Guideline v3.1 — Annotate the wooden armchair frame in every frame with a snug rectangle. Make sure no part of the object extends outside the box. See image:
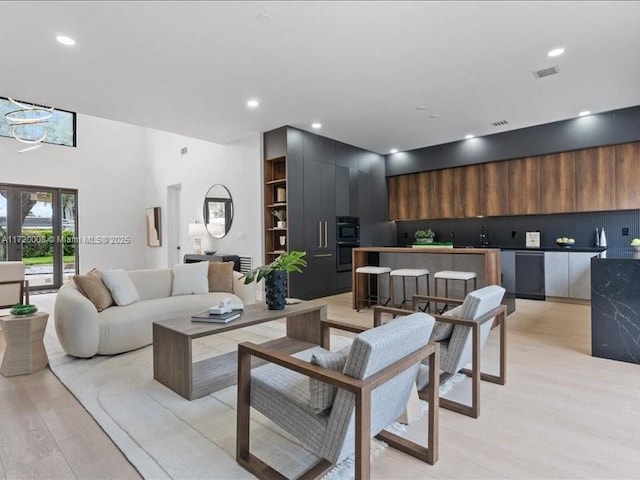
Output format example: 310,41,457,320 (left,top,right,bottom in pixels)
236,319,440,480
0,279,29,309
374,296,507,419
